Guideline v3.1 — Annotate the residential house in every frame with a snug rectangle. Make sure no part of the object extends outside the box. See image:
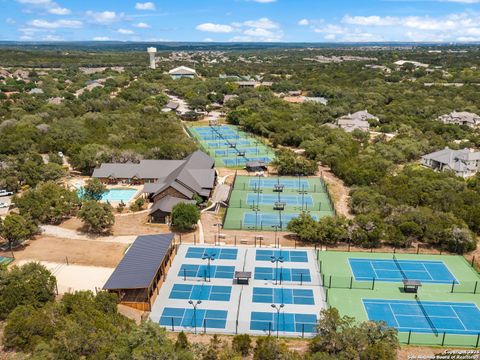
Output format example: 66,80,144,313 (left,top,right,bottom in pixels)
236,81,257,88
336,110,377,132
421,147,480,178
437,111,480,128
168,66,197,79
92,151,216,223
